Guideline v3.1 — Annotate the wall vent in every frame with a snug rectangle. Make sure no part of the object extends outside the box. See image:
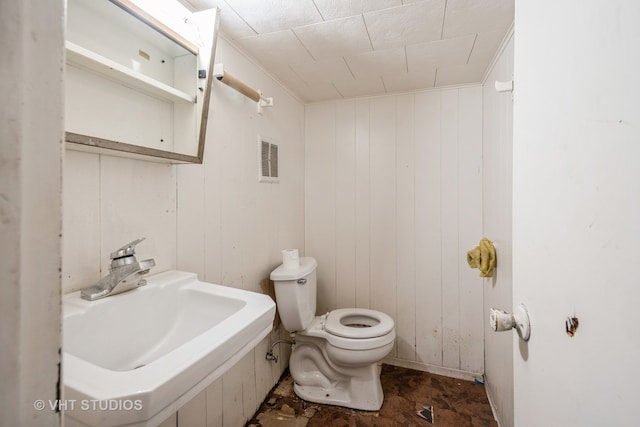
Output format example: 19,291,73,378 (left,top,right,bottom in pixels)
259,137,279,183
